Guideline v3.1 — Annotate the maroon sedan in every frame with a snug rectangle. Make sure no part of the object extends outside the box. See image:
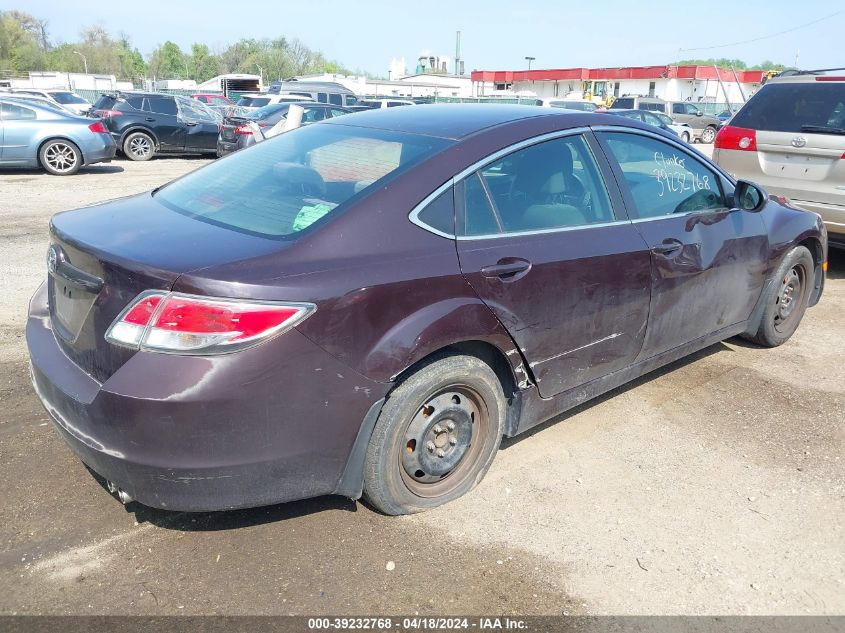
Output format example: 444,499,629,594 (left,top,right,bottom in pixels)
27,105,826,515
